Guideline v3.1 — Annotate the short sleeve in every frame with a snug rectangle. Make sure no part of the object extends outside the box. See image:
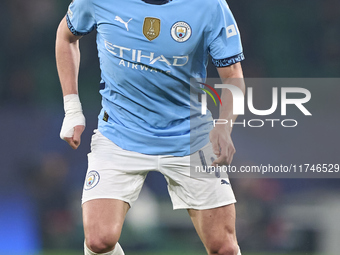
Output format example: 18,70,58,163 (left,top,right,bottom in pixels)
66,0,96,36
207,0,245,67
